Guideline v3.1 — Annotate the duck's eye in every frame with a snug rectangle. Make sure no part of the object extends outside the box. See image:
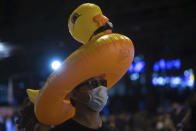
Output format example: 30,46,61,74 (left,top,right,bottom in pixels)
71,13,80,24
